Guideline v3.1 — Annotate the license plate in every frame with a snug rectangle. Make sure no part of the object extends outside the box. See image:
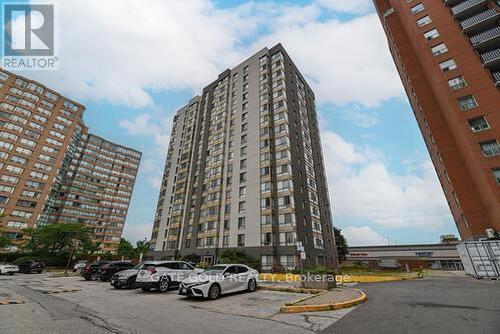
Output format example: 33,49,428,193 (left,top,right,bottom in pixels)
180,288,186,293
